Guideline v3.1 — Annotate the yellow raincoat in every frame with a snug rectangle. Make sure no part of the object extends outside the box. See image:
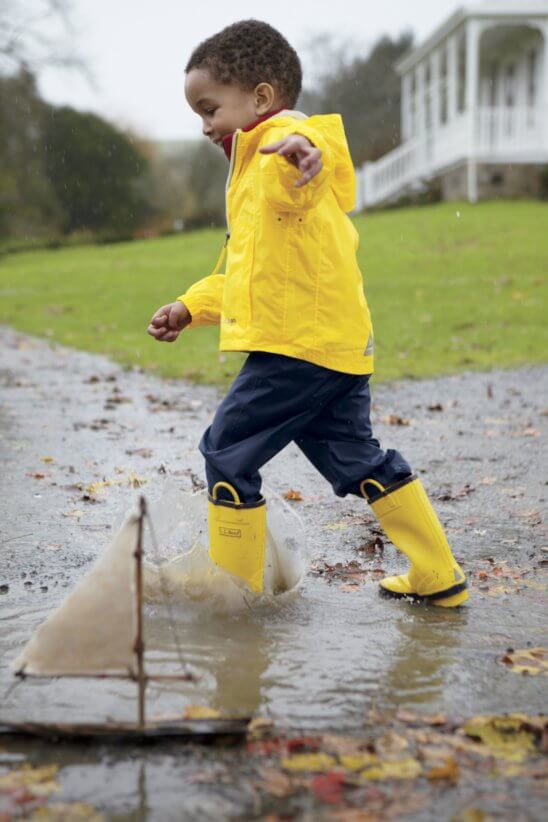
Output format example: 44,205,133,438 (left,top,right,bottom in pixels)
177,111,374,375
